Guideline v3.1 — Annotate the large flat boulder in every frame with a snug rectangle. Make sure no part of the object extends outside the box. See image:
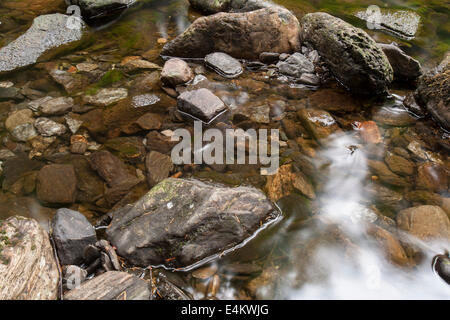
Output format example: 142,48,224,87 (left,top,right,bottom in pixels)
0,14,86,75
300,12,393,95
107,178,279,269
0,216,59,300
161,7,301,60
64,271,150,300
